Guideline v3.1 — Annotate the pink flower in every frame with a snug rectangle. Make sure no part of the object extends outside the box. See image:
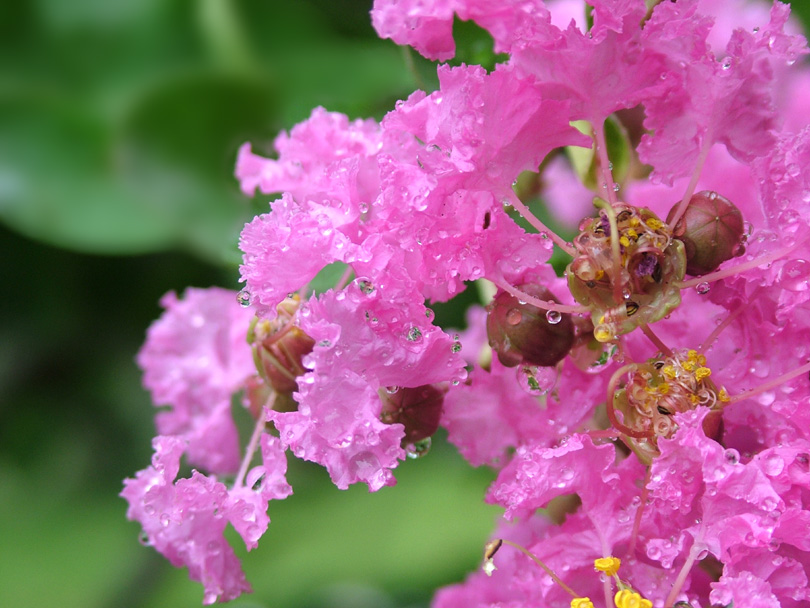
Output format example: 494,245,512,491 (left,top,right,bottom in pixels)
137,288,255,474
